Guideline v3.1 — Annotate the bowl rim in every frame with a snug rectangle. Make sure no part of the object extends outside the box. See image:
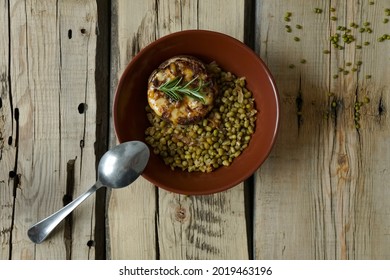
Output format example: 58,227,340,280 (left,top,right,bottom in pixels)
113,29,280,195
